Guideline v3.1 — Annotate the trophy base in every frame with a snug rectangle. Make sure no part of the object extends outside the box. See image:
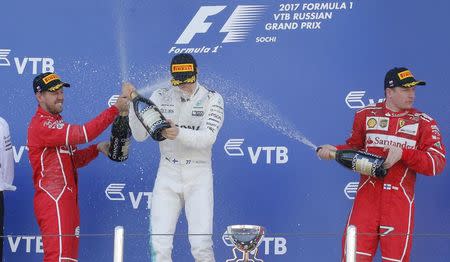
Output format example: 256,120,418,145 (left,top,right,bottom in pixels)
226,247,264,262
